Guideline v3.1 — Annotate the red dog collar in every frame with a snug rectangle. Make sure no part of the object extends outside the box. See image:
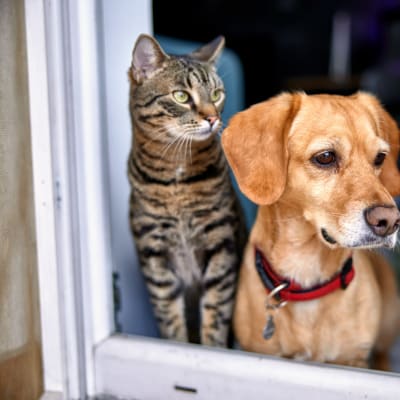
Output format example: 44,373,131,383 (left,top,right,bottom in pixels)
255,247,355,302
